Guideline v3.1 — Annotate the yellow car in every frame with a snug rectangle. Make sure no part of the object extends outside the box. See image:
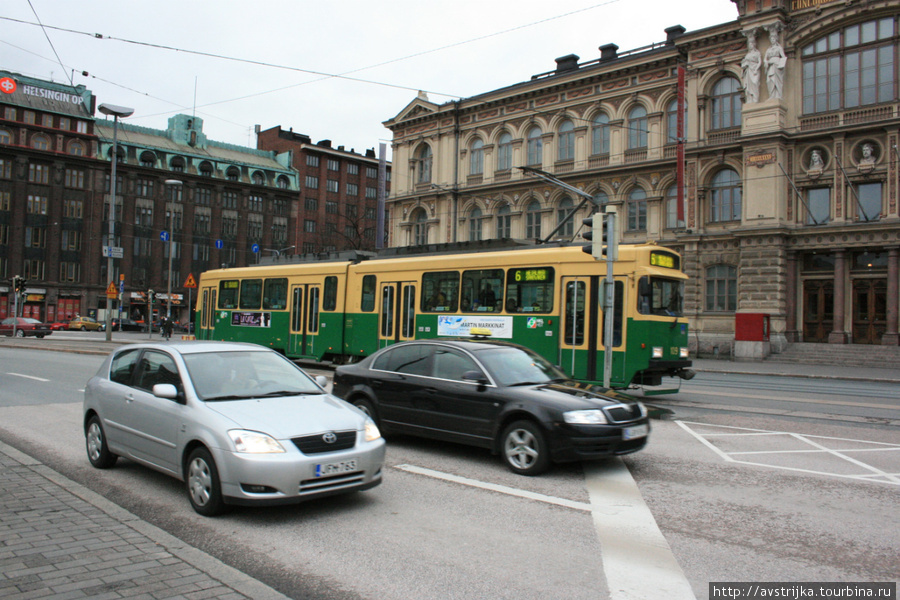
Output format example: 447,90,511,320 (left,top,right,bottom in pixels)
68,316,102,331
